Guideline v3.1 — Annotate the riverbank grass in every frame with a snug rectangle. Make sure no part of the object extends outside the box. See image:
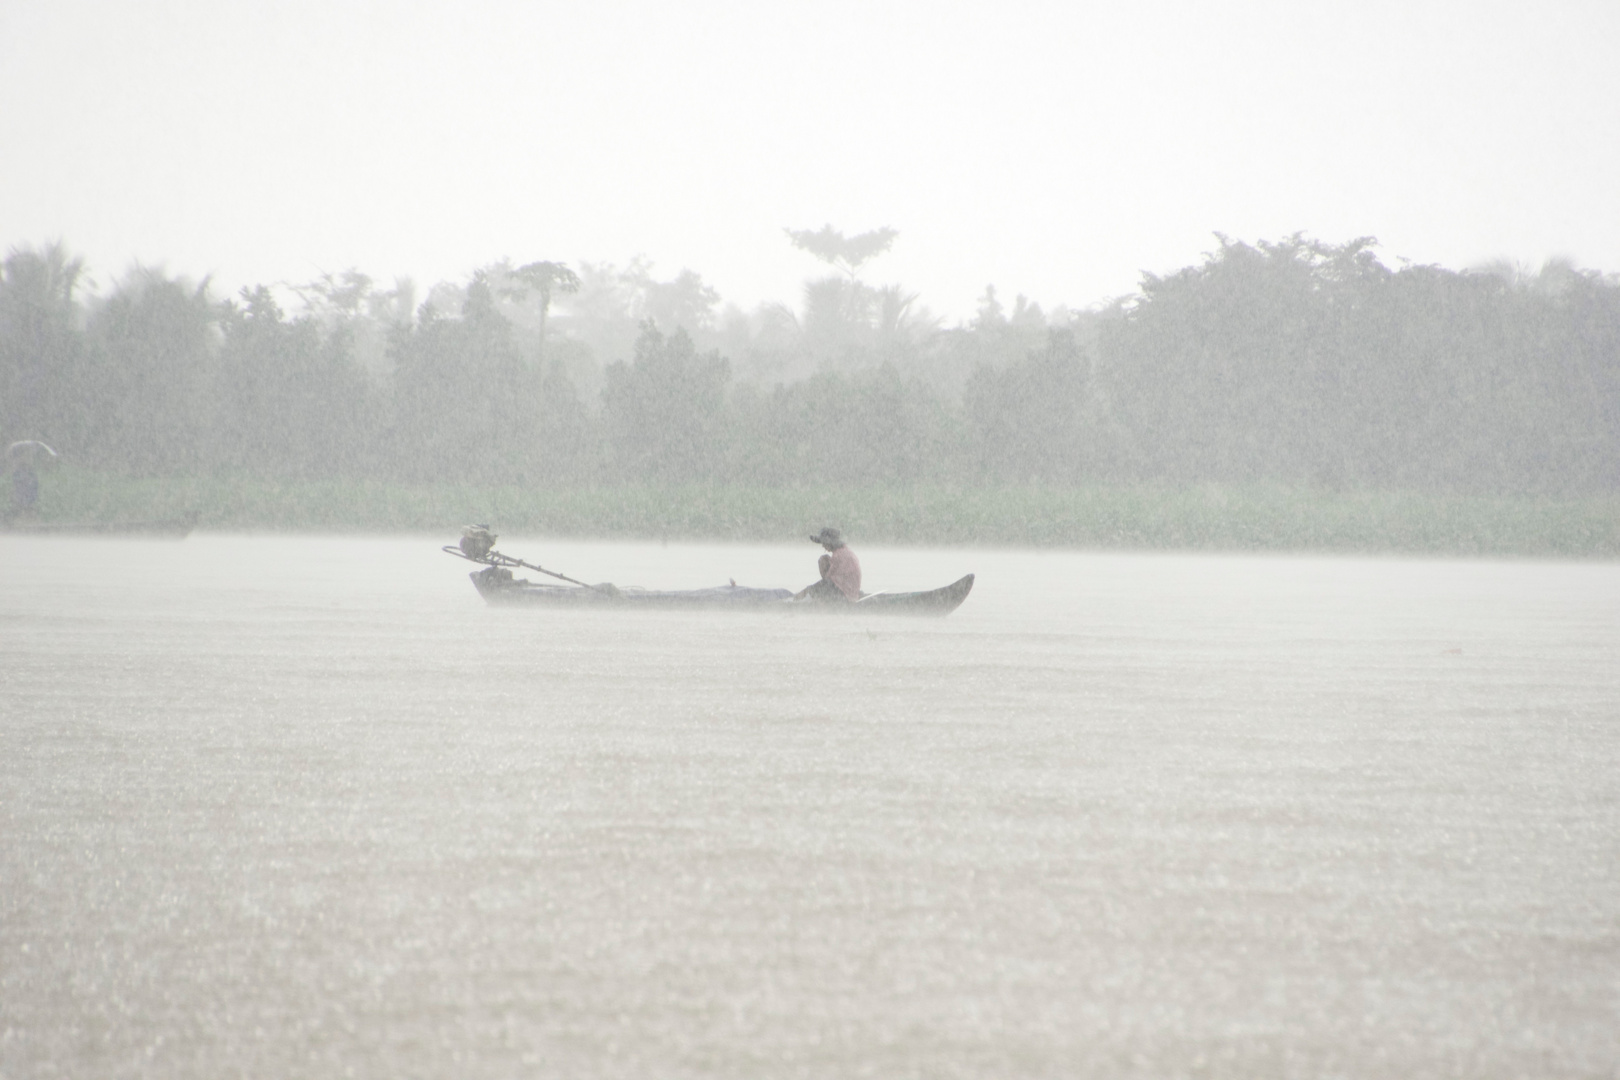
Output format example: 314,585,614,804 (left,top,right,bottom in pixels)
21,468,1619,557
